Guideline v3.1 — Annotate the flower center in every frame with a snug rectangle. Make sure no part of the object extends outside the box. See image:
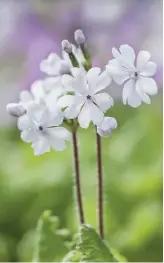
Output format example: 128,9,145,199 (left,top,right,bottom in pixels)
87,95,91,100
134,72,138,77
38,125,44,131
